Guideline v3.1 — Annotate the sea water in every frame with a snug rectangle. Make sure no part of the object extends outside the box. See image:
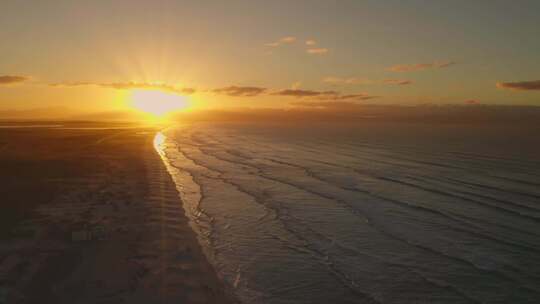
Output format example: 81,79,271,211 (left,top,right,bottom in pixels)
159,122,540,304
